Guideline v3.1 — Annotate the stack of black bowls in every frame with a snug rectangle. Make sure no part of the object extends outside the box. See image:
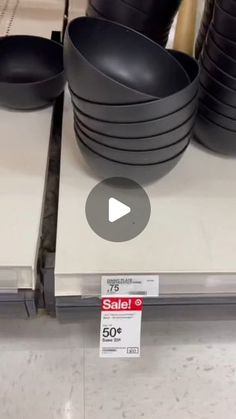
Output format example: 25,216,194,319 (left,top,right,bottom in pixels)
86,0,182,47
64,17,199,182
195,0,236,155
195,0,215,59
